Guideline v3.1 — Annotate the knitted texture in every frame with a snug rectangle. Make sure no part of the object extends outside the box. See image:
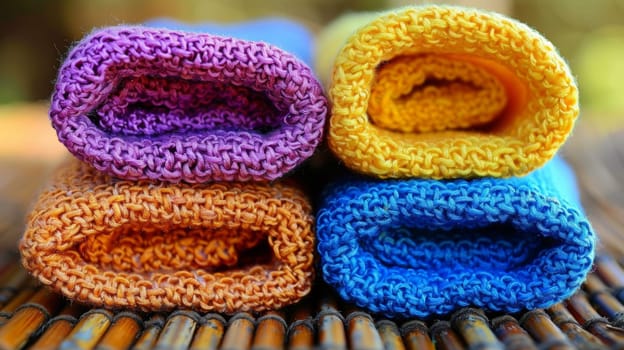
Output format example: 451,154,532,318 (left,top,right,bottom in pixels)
319,6,579,179
144,18,315,65
20,159,315,313
317,157,595,318
50,25,327,183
